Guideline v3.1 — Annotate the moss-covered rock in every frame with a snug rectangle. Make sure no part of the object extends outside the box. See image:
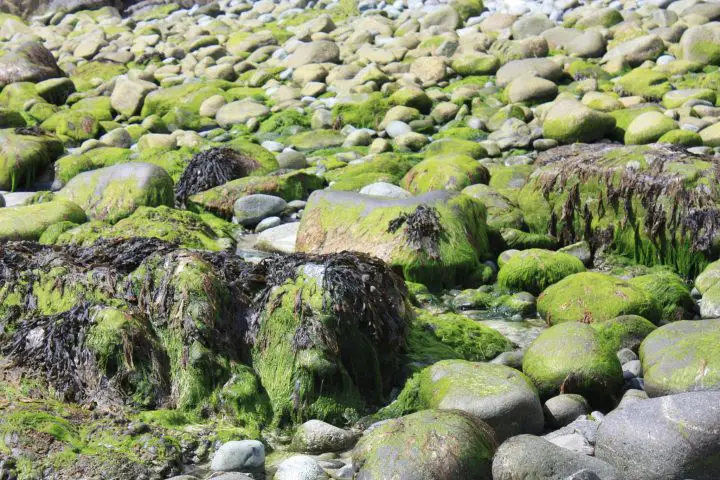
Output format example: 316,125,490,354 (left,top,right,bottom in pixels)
497,248,586,295
297,190,491,291
640,319,720,397
537,272,661,325
325,153,417,191
0,200,86,240
332,92,391,129
658,129,703,147
287,129,345,151
615,68,670,100
400,154,489,194
0,129,64,191
54,147,133,186
70,61,128,92
352,409,495,480
522,322,623,407
628,270,694,321
141,81,231,119
379,360,541,442
461,184,526,231
56,162,174,223
542,99,615,144
424,138,488,159
590,315,657,352
624,111,678,145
